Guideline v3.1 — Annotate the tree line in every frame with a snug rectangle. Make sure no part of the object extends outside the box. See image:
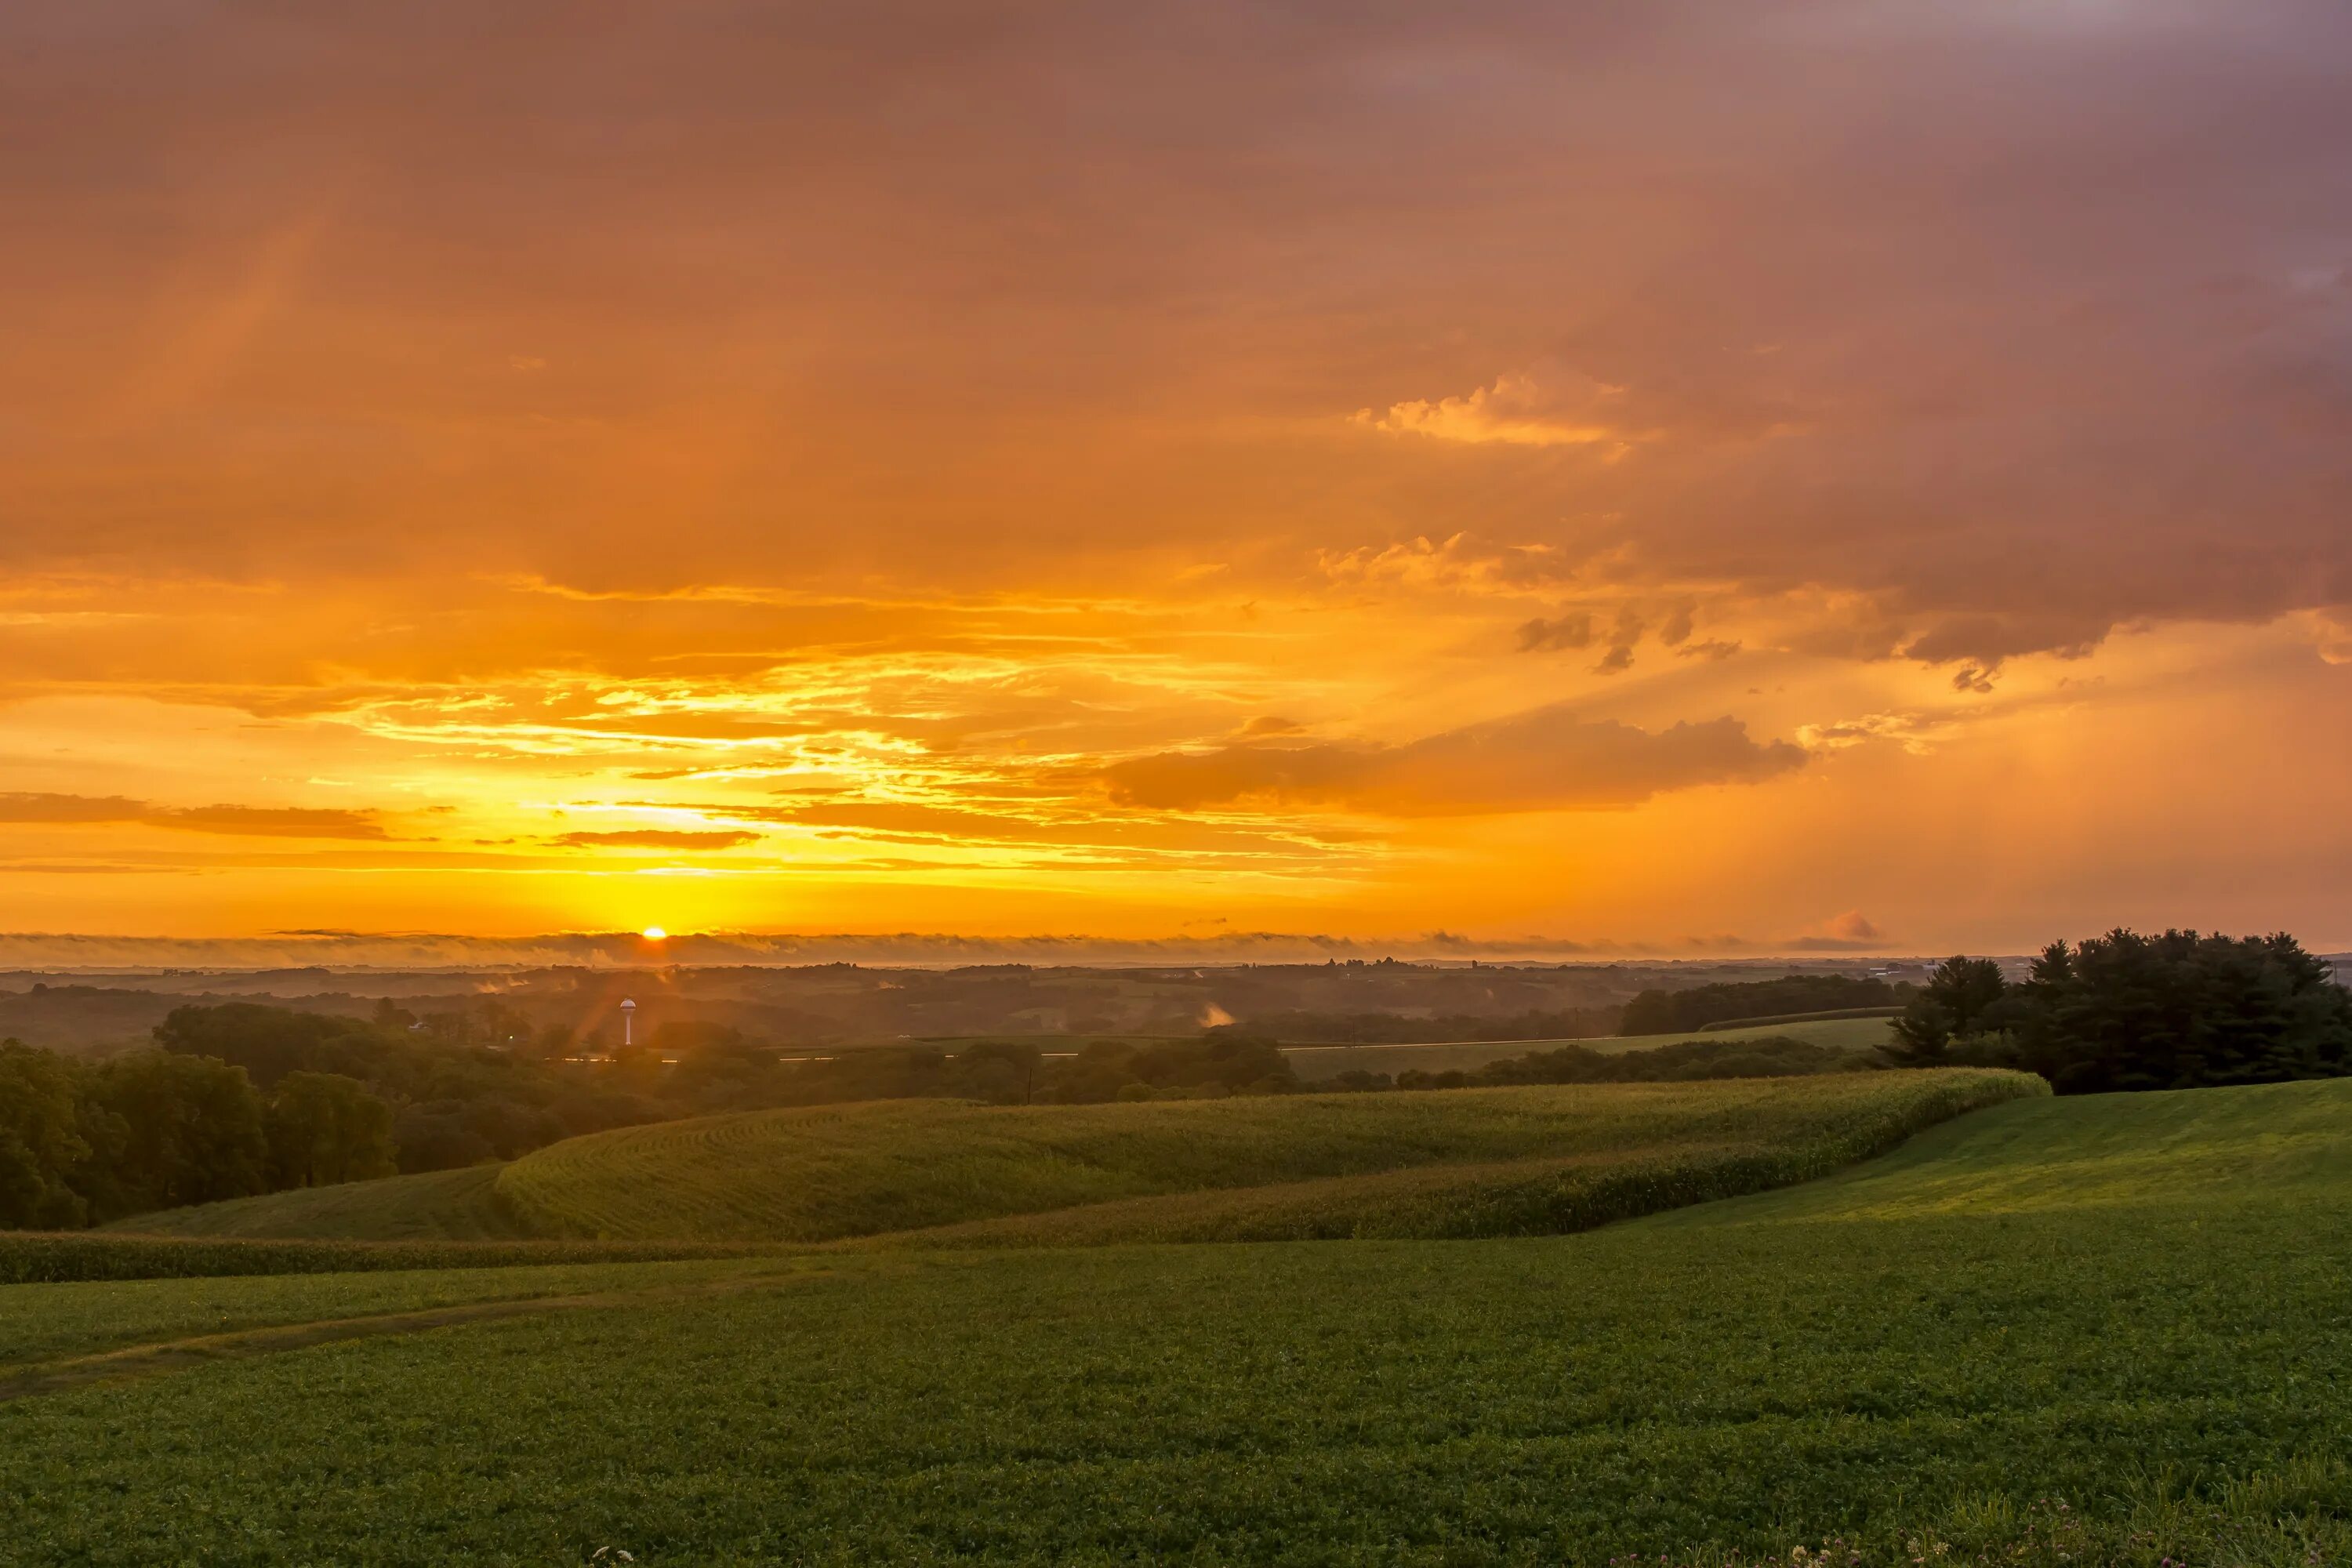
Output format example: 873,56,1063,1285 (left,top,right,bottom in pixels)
0,1045,399,1229
8,929,2341,1229
1886,930,2351,1091
0,1015,1311,1229
0,1003,680,1229
1619,974,1906,1035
